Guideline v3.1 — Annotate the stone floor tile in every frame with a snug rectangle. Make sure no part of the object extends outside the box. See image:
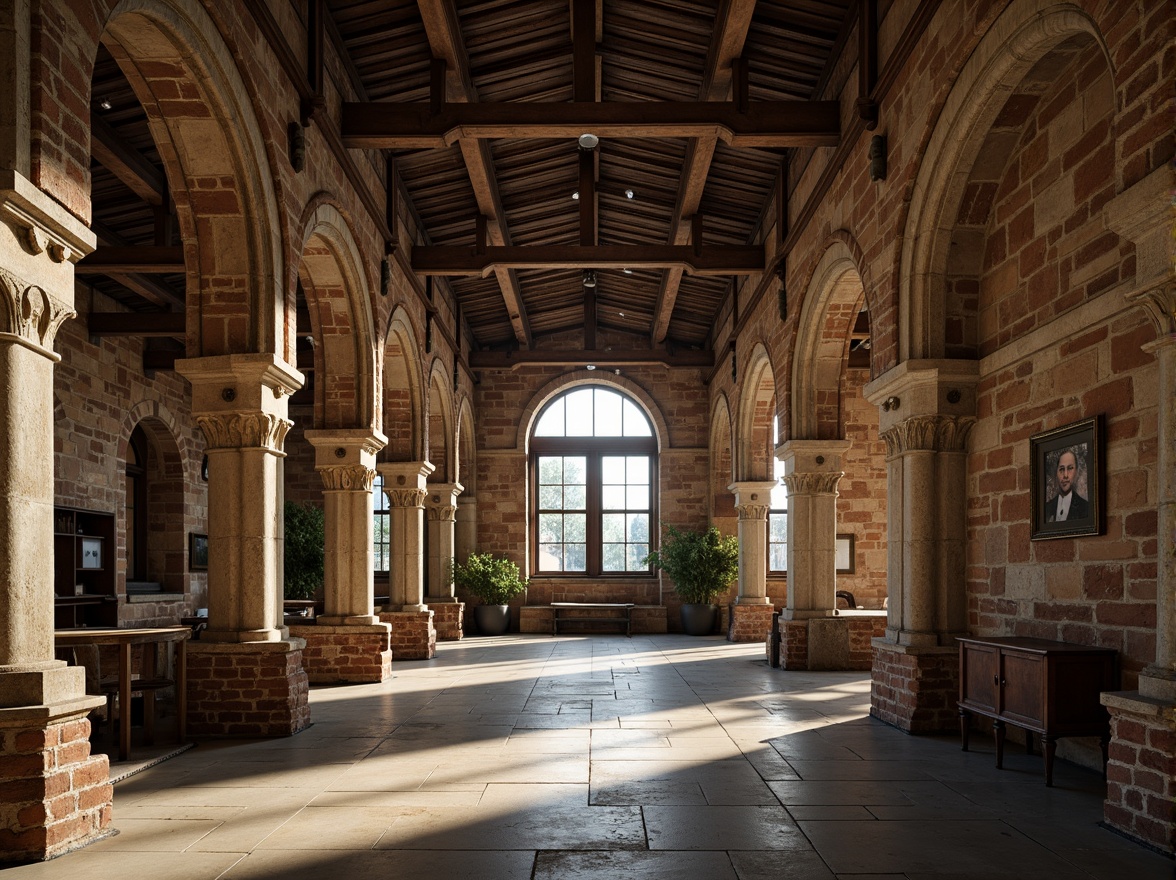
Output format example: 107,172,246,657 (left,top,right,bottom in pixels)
786,805,875,821
3,851,244,880
221,849,535,880
252,806,404,850
372,804,646,850
535,850,738,878
644,805,810,851
728,850,837,879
